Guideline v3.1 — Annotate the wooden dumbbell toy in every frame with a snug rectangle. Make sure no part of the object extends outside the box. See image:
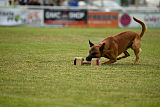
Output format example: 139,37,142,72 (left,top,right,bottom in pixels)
91,58,101,66
74,57,84,66
74,57,100,66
